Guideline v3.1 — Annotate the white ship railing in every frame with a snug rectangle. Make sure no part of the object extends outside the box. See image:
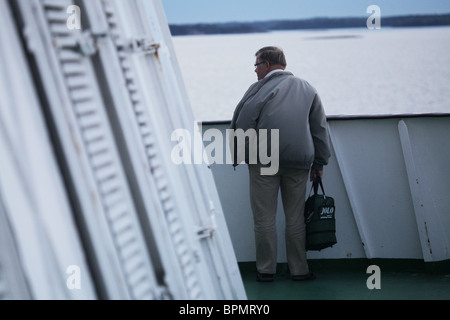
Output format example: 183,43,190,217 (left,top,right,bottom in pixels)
201,113,450,265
